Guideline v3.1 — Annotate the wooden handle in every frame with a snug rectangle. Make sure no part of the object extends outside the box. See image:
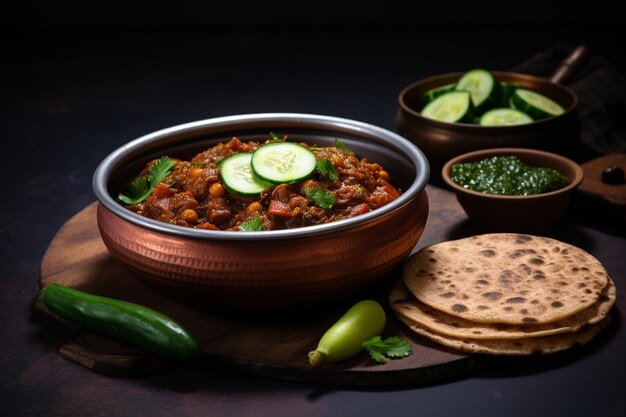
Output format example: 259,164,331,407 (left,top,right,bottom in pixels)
549,45,590,85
